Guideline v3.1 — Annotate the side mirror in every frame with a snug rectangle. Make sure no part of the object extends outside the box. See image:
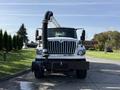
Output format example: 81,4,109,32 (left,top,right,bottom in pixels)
35,30,39,41
80,30,85,41
35,30,42,40
39,36,42,40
